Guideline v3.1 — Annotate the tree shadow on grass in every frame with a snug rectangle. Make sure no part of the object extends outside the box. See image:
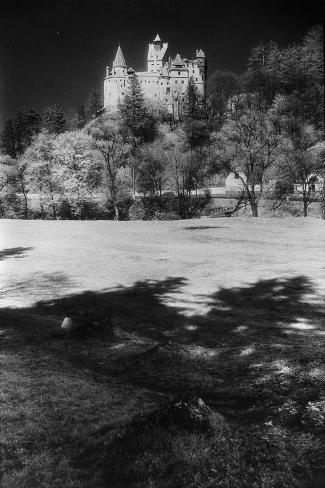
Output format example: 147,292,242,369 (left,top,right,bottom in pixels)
0,246,33,261
0,274,324,419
